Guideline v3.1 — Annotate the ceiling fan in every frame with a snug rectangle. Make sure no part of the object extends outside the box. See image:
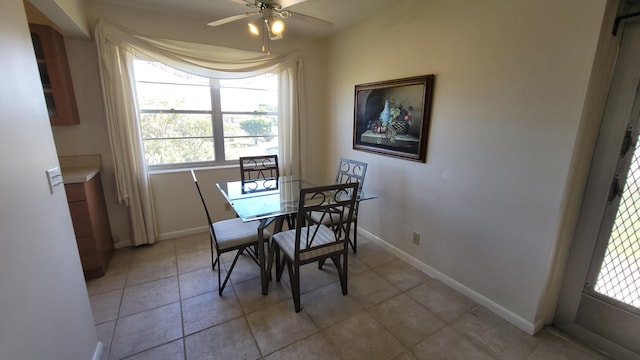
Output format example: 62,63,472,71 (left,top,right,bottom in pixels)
207,0,332,53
